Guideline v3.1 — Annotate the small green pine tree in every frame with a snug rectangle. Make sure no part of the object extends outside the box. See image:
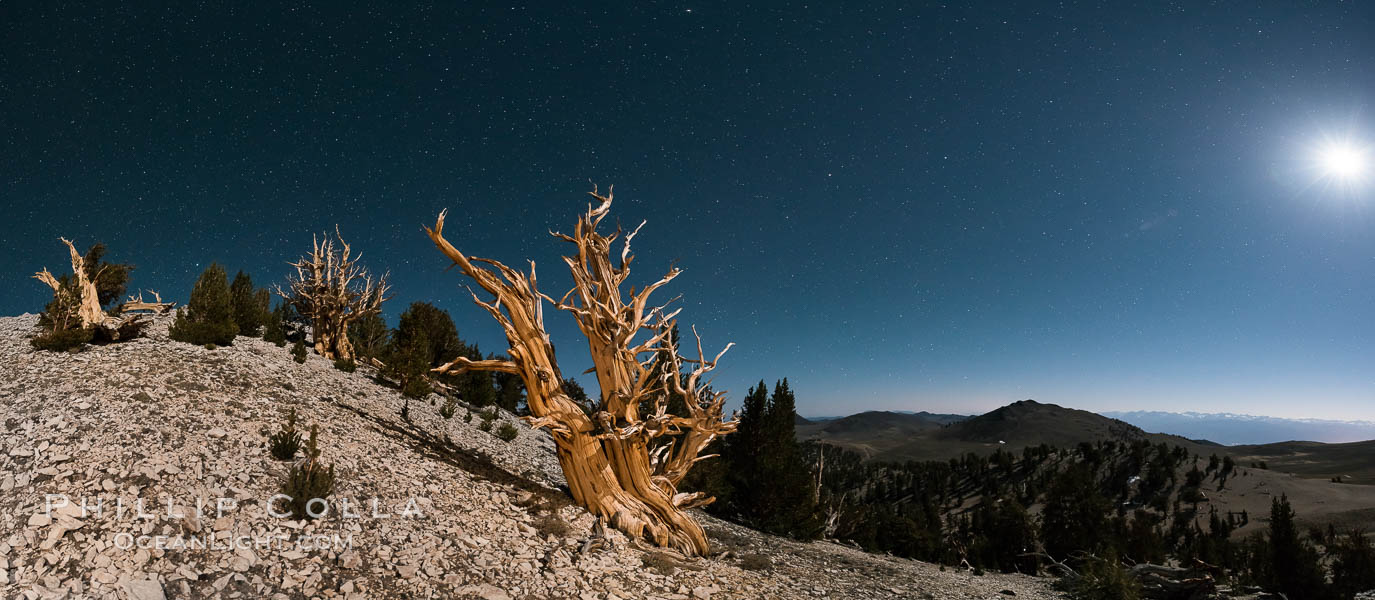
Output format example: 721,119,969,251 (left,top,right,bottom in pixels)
36,276,86,335
291,338,308,363
347,312,389,360
386,330,434,399
716,379,823,540
1267,494,1330,598
1332,528,1375,599
393,302,462,366
1041,464,1111,560
169,264,238,346
229,271,269,336
263,302,288,346
280,424,336,520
